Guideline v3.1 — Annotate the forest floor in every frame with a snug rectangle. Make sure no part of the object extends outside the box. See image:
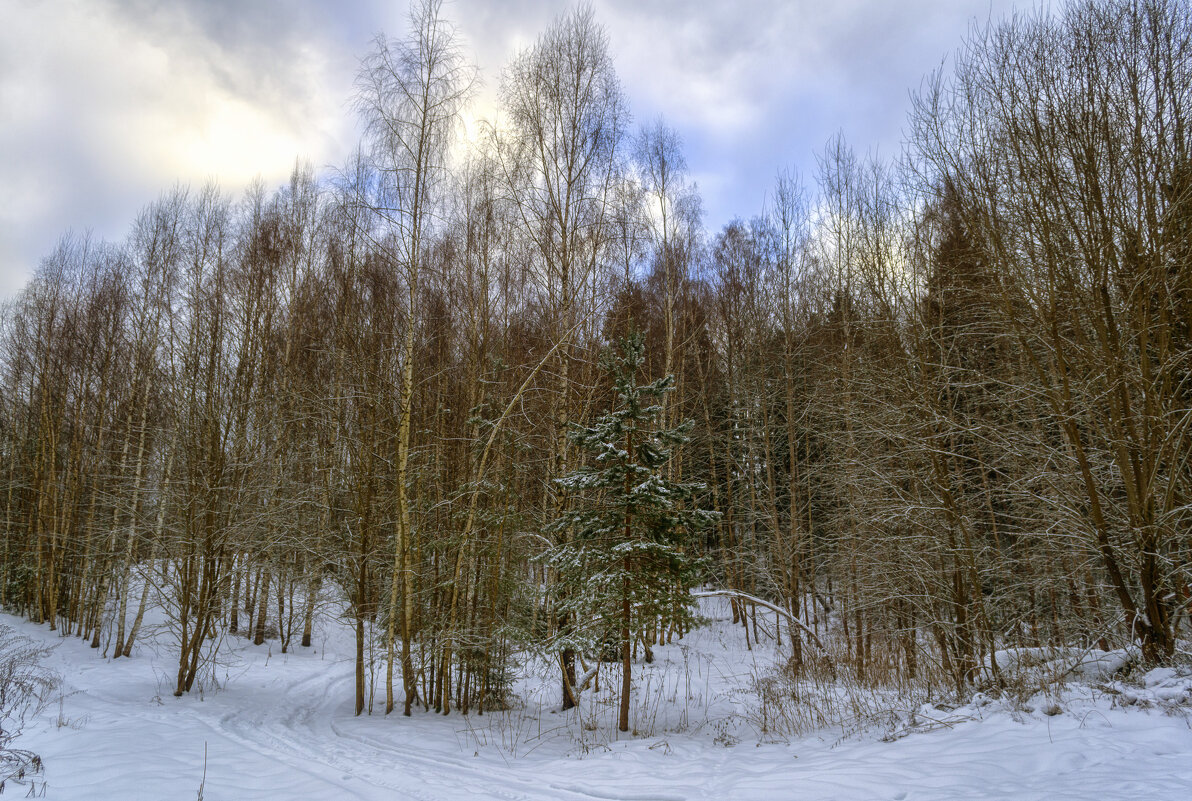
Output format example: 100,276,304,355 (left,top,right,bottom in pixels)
7,599,1192,800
